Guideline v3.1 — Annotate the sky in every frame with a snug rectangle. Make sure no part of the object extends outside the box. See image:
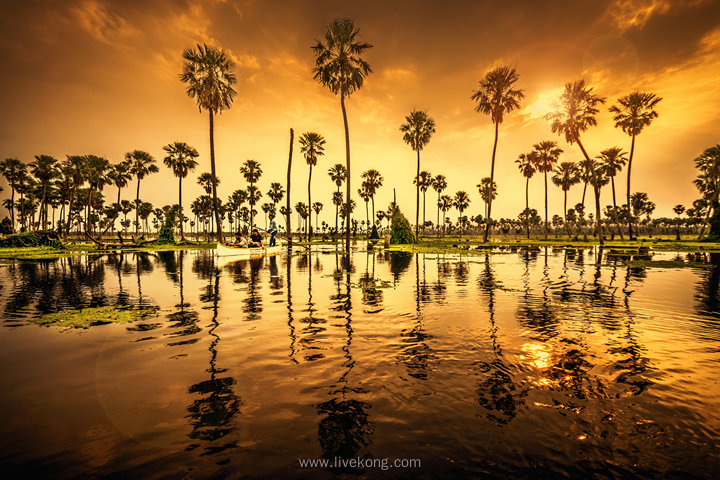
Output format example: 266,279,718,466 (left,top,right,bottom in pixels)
1,0,719,227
